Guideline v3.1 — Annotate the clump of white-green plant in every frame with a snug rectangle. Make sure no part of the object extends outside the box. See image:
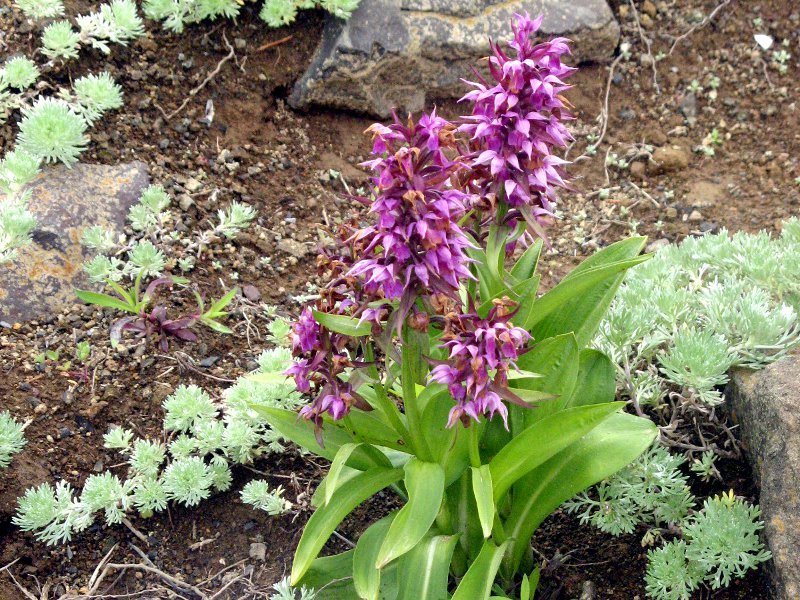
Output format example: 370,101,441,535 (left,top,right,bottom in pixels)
240,479,292,515
0,150,40,264
143,0,360,33
0,57,40,124
594,220,800,452
14,347,303,545
81,183,256,282
645,491,770,600
62,72,124,125
568,450,770,600
270,577,317,600
566,445,694,537
13,0,65,20
38,0,144,63
0,411,27,468
16,98,88,166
